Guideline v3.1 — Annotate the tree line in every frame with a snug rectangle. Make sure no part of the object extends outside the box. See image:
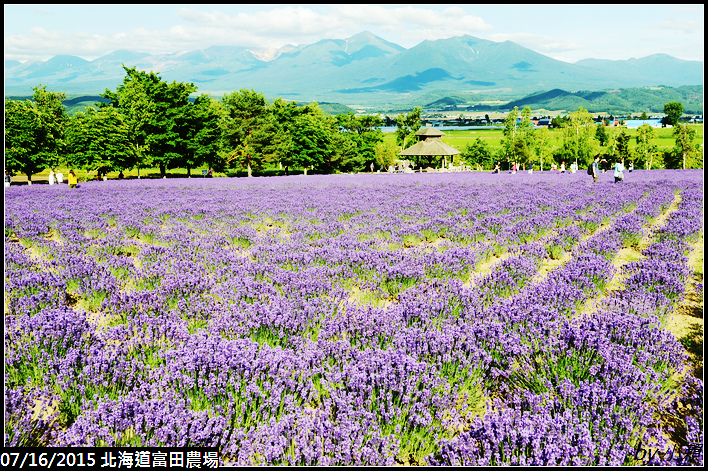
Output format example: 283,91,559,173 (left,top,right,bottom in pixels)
4,66,402,182
462,103,701,171
5,67,702,182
